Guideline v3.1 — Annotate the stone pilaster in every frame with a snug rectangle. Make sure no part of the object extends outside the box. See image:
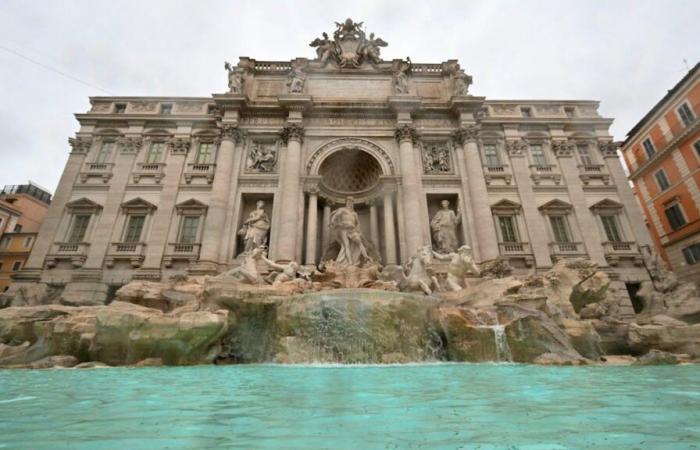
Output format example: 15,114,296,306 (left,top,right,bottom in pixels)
394,124,426,257
321,201,332,255
382,191,398,265
196,125,244,272
369,198,380,250
24,137,90,271
276,123,305,261
304,186,319,265
454,126,499,262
